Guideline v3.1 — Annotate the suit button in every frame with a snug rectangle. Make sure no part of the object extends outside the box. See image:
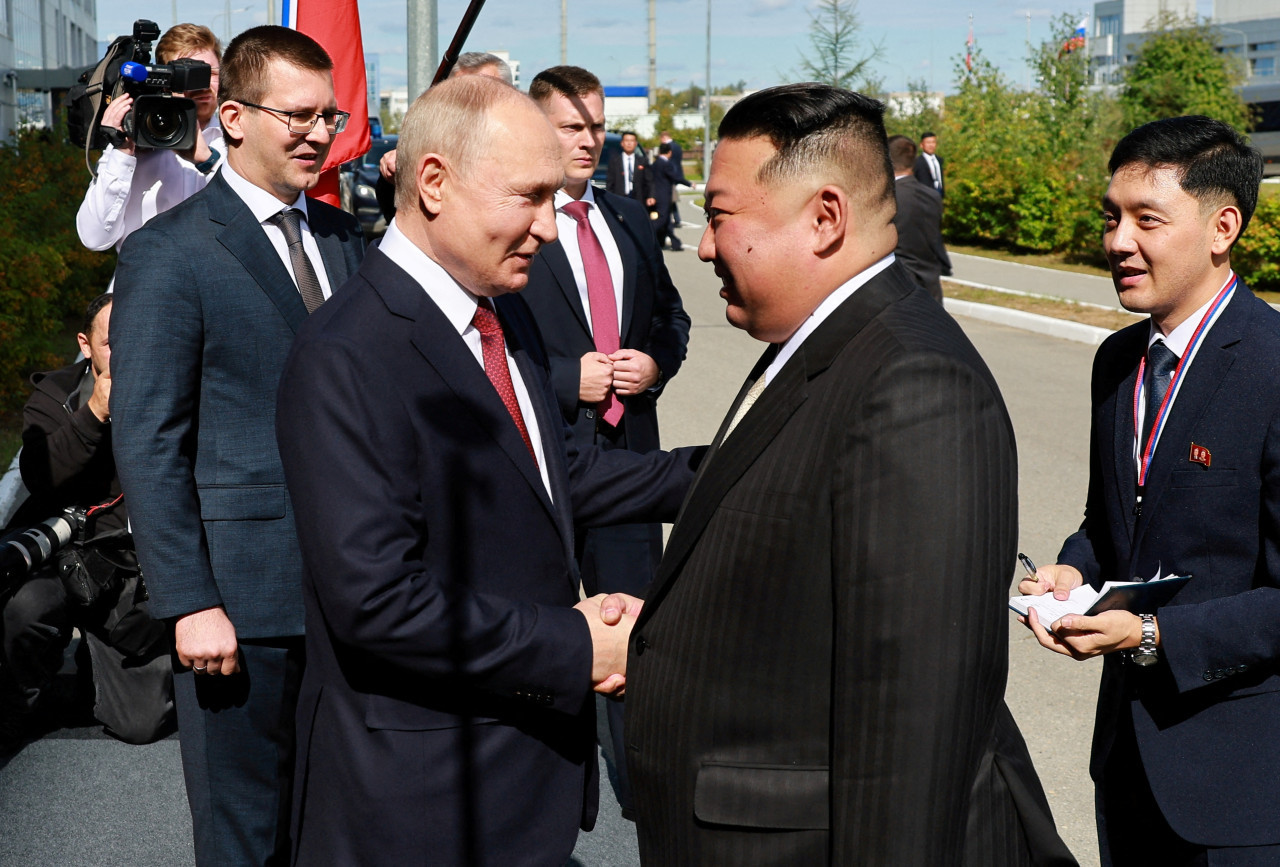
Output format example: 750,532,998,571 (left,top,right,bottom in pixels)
1203,672,1215,682
635,635,648,656
585,408,596,419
